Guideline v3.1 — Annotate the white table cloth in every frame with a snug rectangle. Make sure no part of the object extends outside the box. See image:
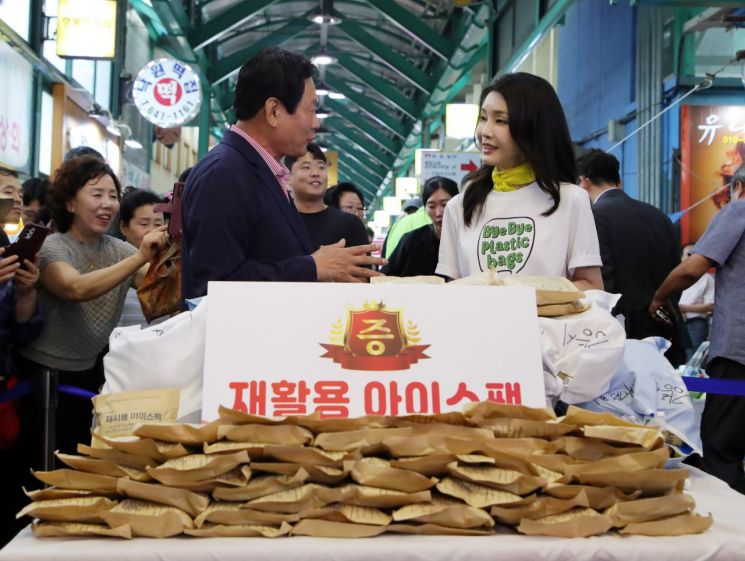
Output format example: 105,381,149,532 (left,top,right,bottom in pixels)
2,467,744,561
